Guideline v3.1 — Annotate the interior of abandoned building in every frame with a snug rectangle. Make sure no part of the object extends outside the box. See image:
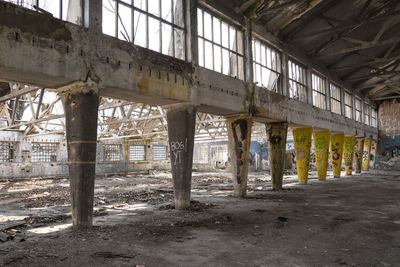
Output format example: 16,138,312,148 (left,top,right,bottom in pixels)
0,0,399,266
